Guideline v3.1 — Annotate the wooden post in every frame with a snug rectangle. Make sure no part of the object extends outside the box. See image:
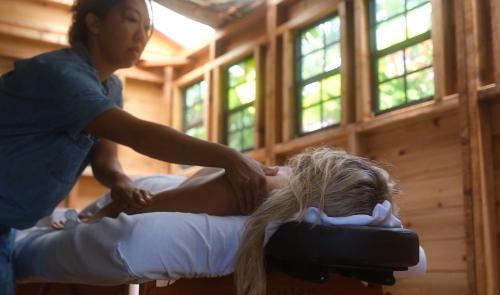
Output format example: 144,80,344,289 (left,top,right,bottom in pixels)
339,0,355,125
354,0,372,122
254,45,266,150
212,66,224,144
203,70,213,142
163,67,175,174
492,0,500,85
458,0,499,293
282,30,296,143
265,3,279,165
